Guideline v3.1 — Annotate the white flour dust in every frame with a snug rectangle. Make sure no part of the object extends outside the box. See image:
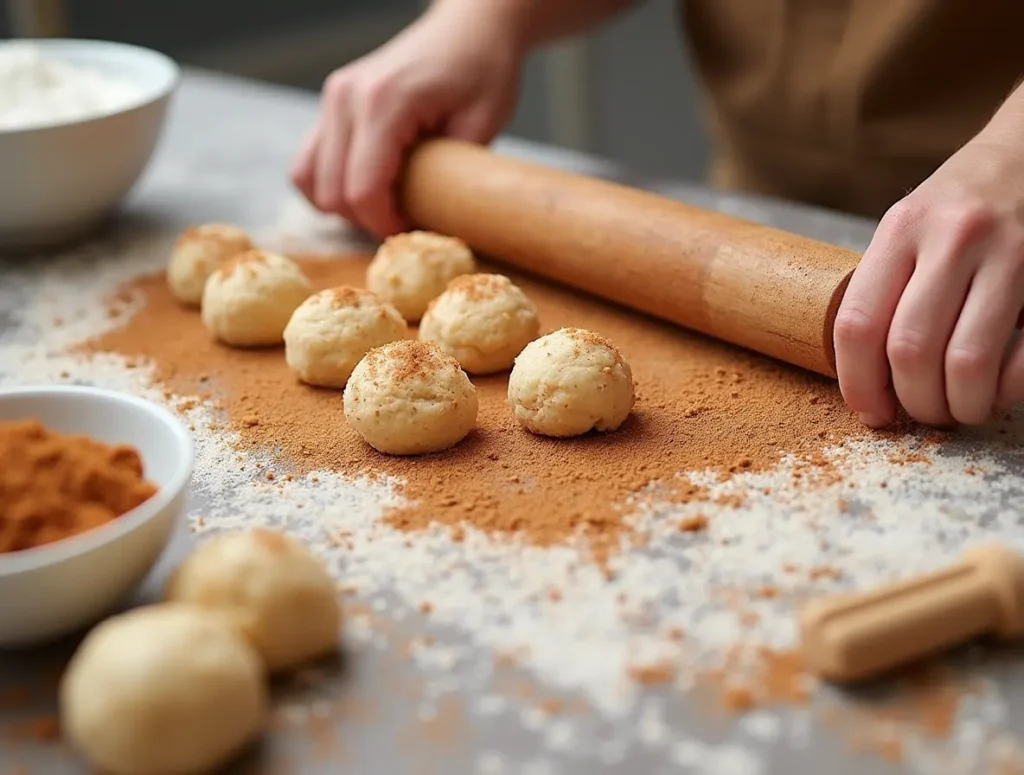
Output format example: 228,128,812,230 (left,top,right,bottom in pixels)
0,41,143,131
1,222,1023,775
